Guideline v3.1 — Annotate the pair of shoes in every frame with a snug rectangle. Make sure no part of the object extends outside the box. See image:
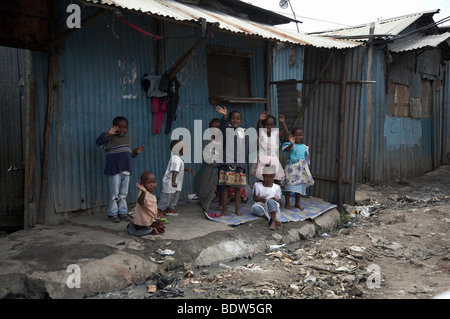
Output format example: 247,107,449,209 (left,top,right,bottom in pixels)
108,215,120,223
119,214,131,222
165,209,179,216
158,210,165,218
